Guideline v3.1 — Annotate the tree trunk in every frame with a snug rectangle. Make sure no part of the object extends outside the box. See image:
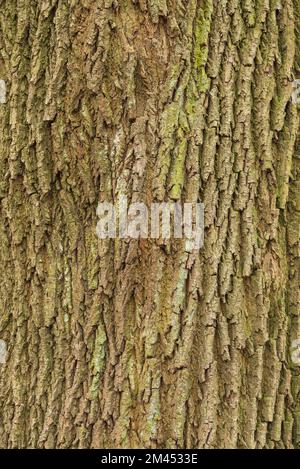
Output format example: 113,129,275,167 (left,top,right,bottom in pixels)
0,0,299,449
